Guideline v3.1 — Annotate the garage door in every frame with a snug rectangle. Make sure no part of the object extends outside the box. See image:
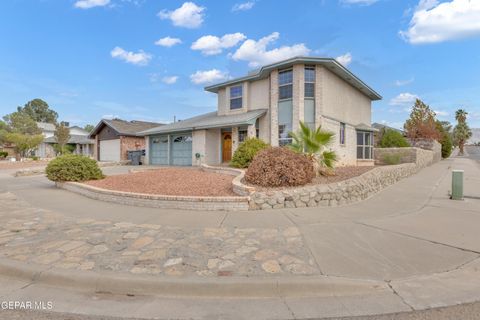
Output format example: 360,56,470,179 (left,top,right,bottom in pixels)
150,135,169,165
99,139,120,162
171,134,192,166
